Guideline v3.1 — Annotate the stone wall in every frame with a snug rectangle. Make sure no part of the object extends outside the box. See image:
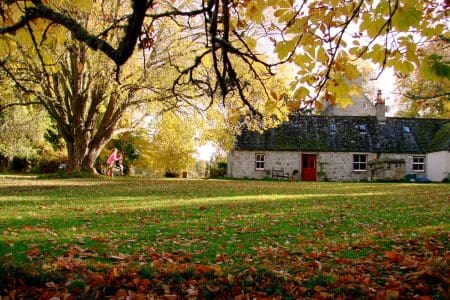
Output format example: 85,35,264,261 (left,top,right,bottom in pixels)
377,153,422,175
228,150,300,179
317,152,371,181
228,150,432,181
228,150,371,181
323,94,376,117
368,159,405,181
